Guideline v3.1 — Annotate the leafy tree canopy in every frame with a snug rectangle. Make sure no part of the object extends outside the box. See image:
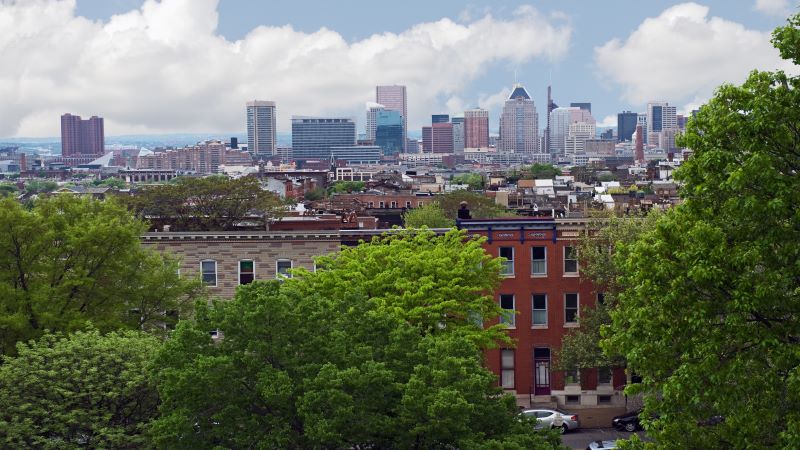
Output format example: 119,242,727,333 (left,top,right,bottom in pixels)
327,180,366,194
438,190,509,220
403,202,455,228
125,175,283,231
606,14,800,449
0,196,202,355
526,163,562,180
91,177,126,189
23,180,57,194
151,229,558,449
451,173,485,190
0,330,161,449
